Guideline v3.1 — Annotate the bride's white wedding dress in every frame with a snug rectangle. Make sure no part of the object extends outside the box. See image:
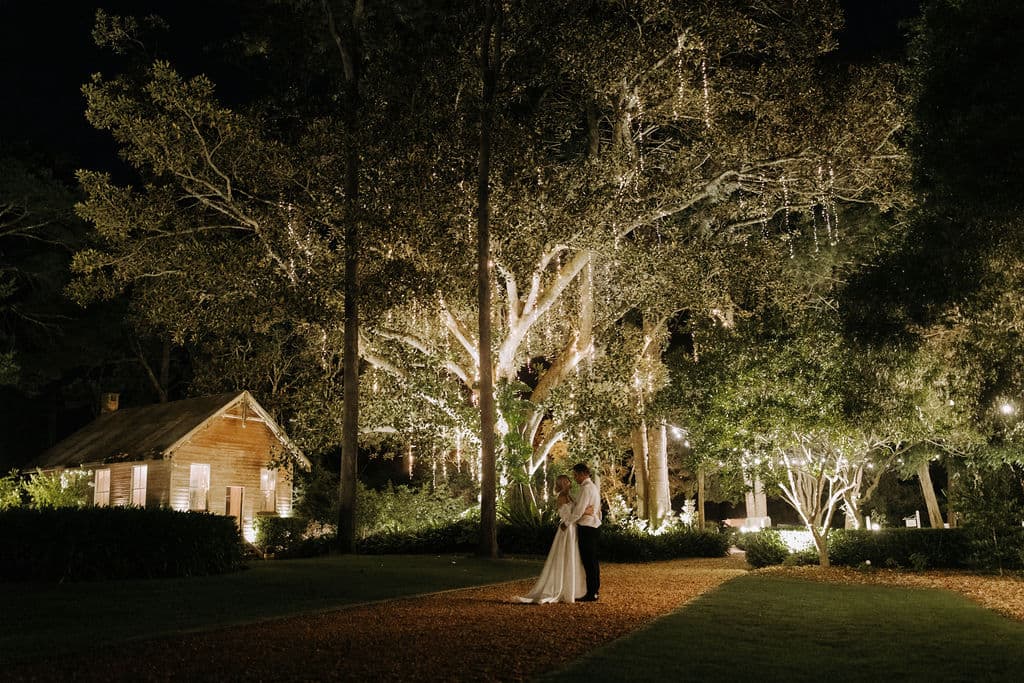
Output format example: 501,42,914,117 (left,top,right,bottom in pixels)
515,501,587,604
